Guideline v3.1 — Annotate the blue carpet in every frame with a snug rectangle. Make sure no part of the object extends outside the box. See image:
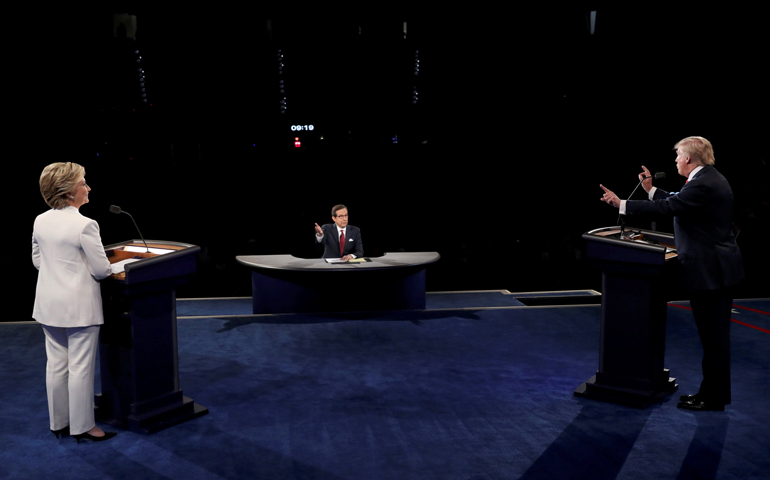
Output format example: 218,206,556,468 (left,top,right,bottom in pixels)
176,290,568,317
426,291,527,308
177,297,253,317
2,298,769,480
